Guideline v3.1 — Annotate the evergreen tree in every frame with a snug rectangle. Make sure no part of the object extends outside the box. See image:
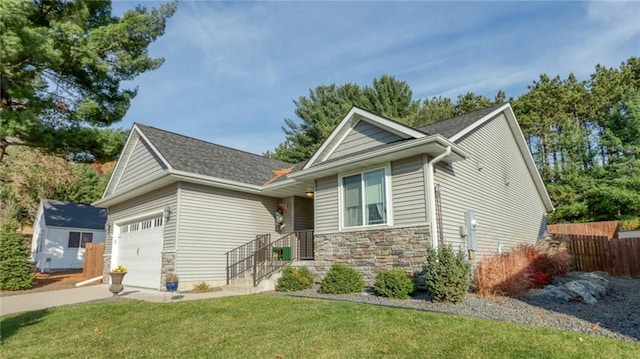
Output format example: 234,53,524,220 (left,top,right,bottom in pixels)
0,219,34,291
0,0,176,161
